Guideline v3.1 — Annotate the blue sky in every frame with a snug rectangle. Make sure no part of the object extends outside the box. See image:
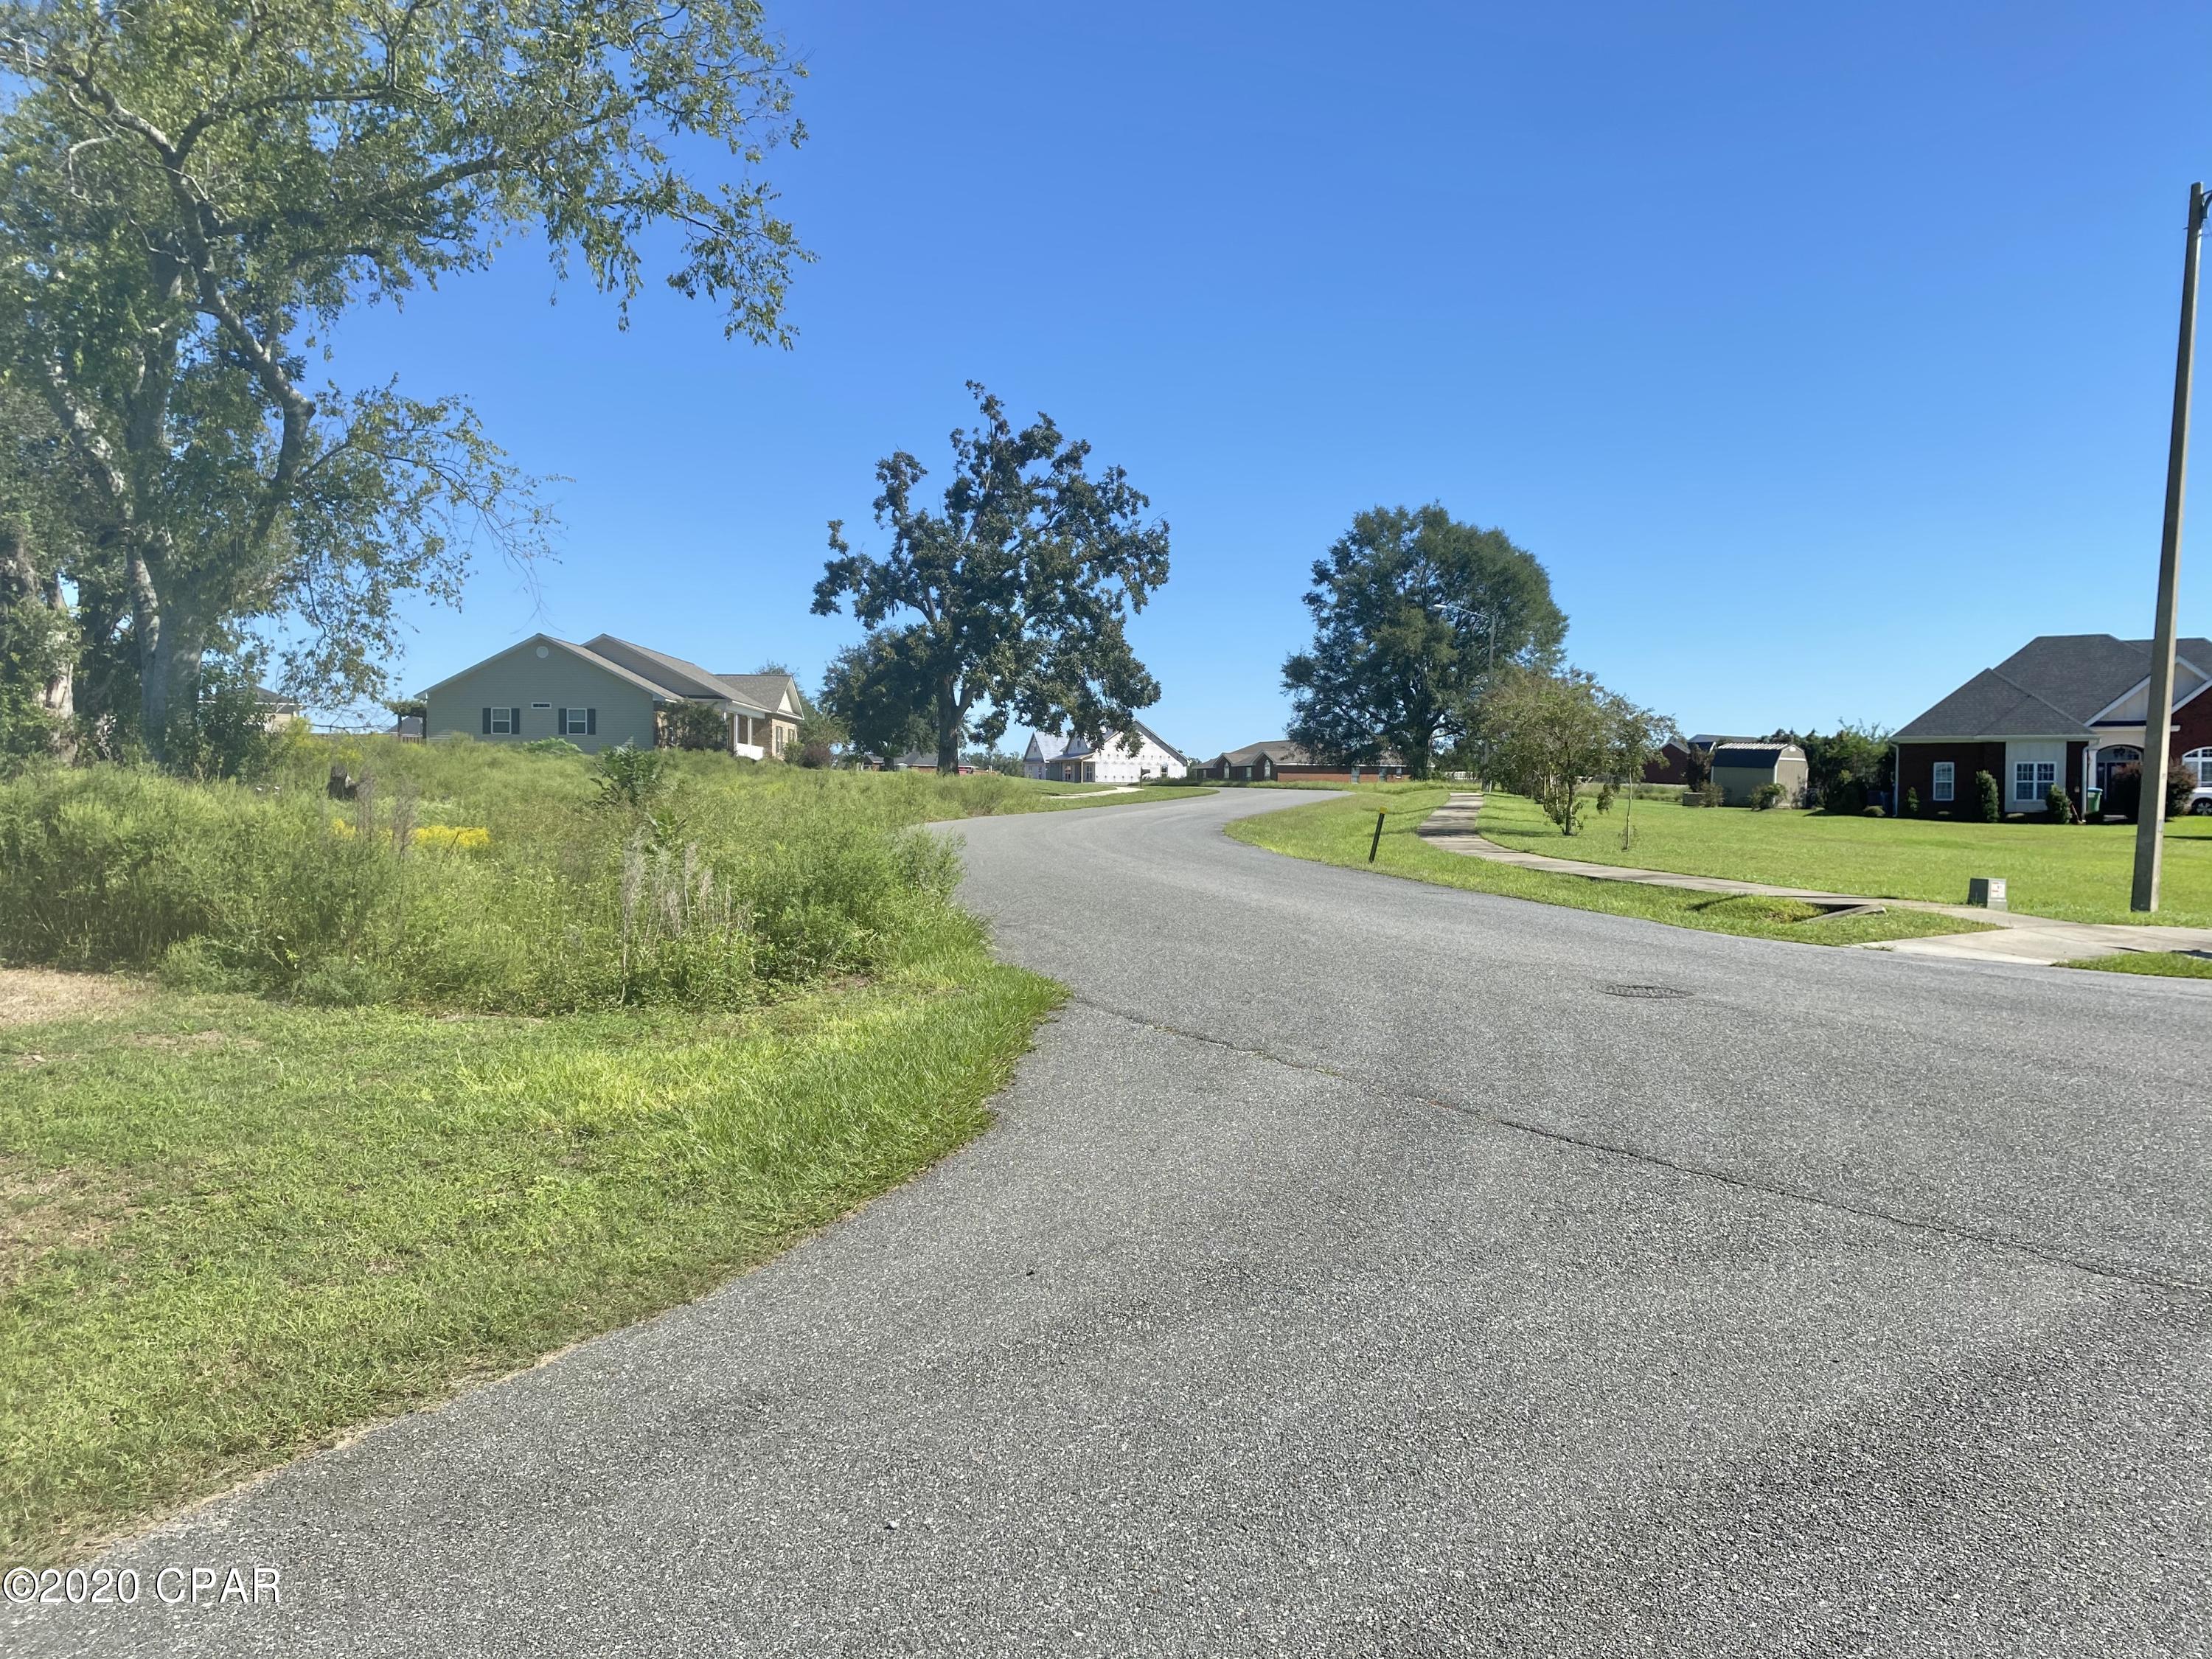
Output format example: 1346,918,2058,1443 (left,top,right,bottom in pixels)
340,0,2212,756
